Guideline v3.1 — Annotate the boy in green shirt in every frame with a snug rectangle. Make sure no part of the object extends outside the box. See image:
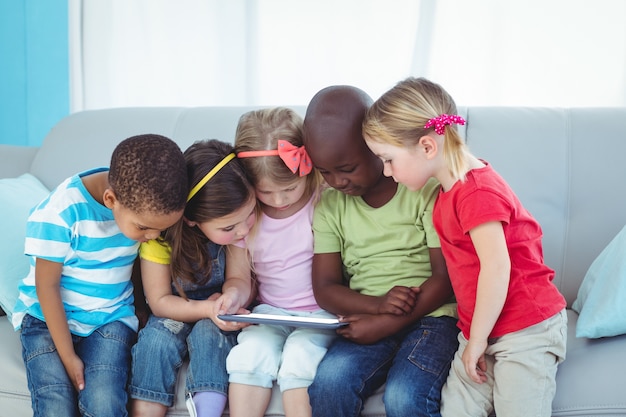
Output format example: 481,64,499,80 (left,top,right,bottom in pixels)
303,85,458,417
